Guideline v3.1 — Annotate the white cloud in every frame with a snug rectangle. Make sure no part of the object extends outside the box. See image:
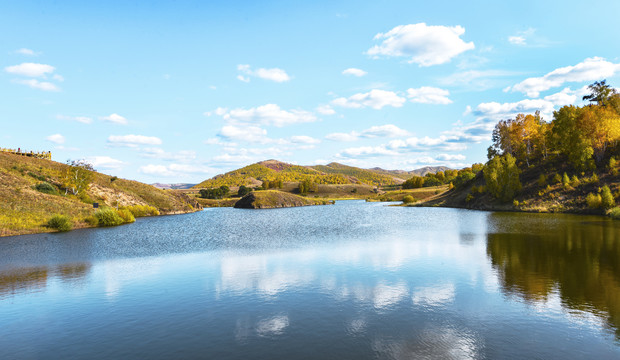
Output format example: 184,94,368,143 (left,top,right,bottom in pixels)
316,105,336,115
140,148,197,162
5,62,54,77
213,147,288,163
338,146,400,158
290,135,321,144
326,124,410,142
508,36,526,45
203,137,237,146
85,156,125,170
407,86,452,104
46,134,65,144
507,57,620,97
342,68,367,77
325,132,360,142
139,163,216,177
215,104,317,127
367,23,475,66
14,79,60,92
52,74,64,82
362,124,411,138
439,69,520,91
436,154,466,161
107,134,162,147
508,28,539,47
218,125,269,143
332,89,406,110
387,136,468,152
100,113,128,125
56,114,93,124
237,64,291,82
543,86,589,106
14,48,37,56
